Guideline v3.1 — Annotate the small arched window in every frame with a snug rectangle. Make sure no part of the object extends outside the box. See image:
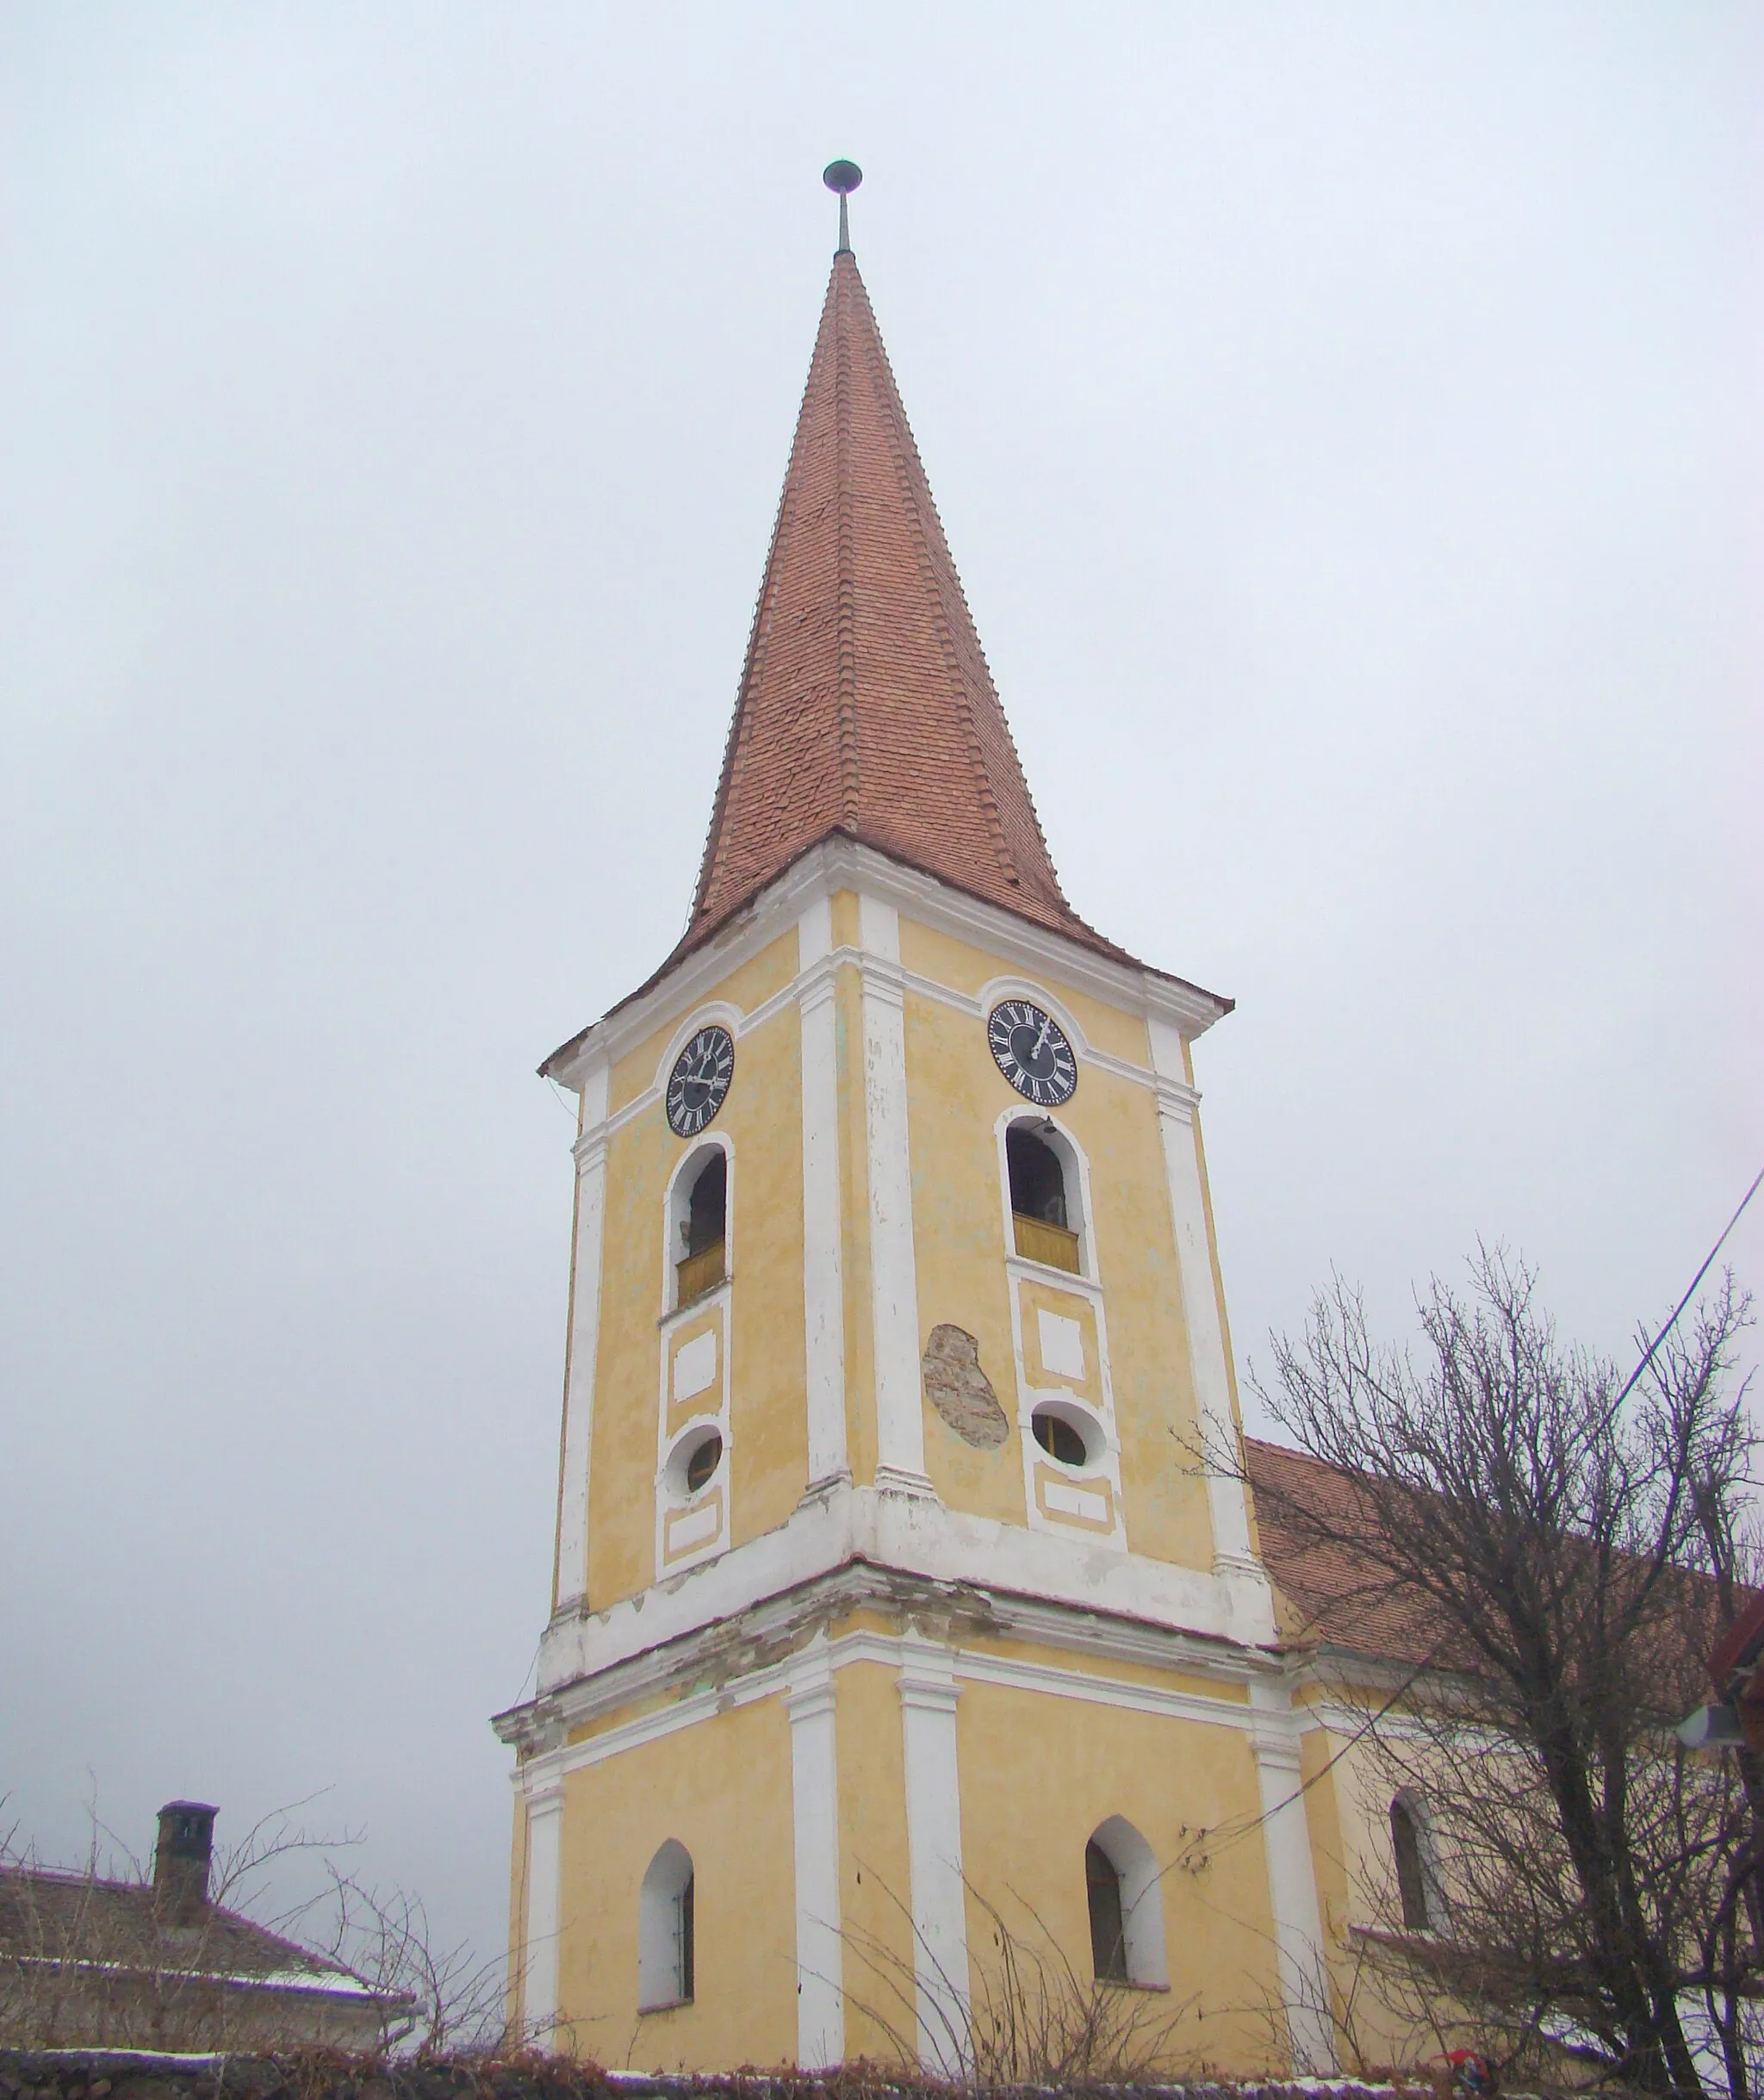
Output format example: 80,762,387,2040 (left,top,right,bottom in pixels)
1007,1122,1081,1275
1390,1793,1433,1934
1084,1817,1167,1988
637,1840,695,2010
674,1149,727,1307
1086,1841,1127,1981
